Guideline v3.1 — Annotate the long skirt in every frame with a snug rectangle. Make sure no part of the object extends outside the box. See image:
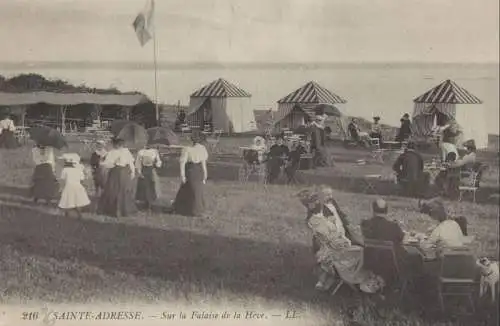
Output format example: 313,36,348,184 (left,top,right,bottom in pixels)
136,166,161,204
0,130,19,149
30,163,59,200
173,162,205,217
97,166,137,217
92,166,108,193
266,157,284,184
